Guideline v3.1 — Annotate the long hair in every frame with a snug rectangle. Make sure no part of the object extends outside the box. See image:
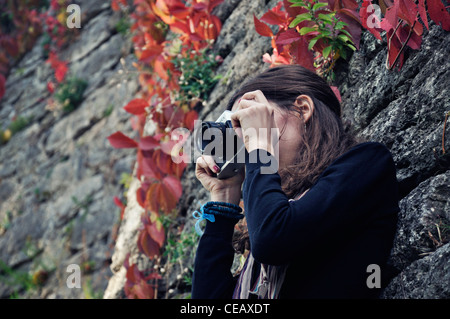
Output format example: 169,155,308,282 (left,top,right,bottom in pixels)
226,65,360,253
227,65,358,198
